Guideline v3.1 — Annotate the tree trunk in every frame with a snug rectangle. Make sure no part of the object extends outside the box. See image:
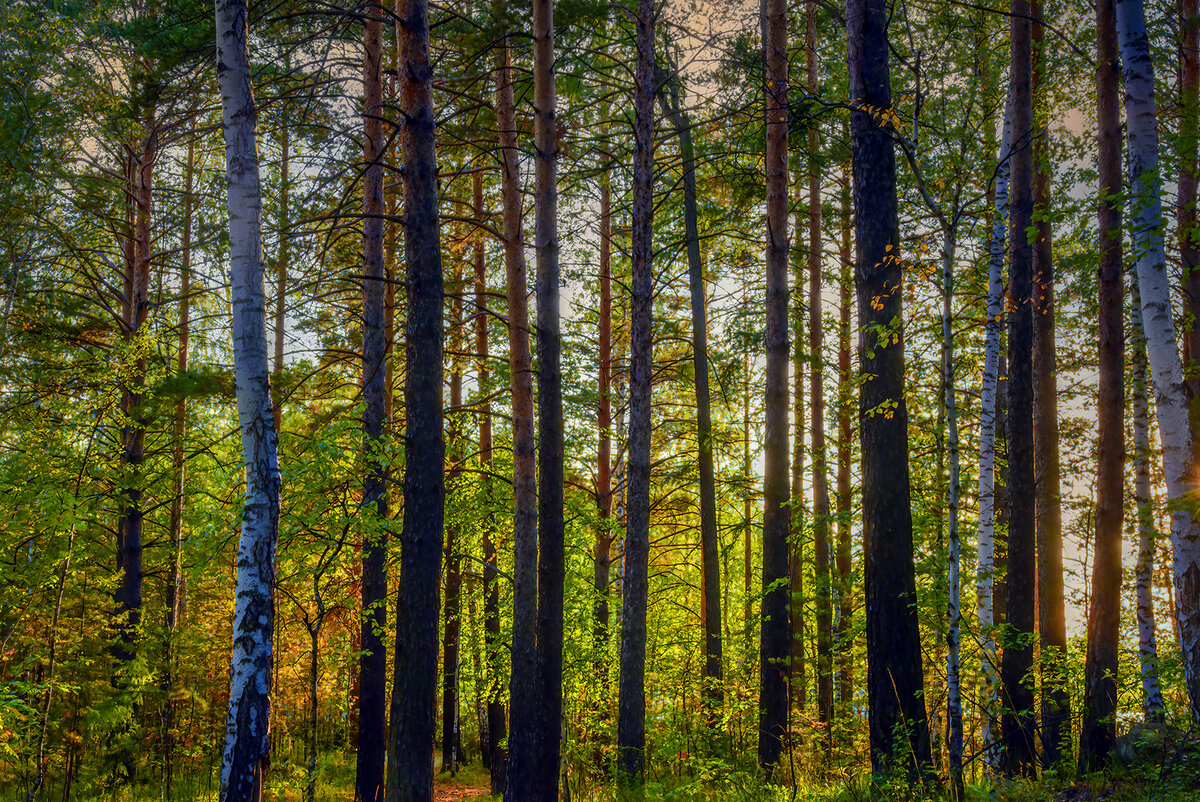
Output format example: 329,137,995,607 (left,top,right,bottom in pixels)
215,2,283,798
1001,0,1038,776
791,174,807,720
617,0,654,781
1180,0,1200,399
531,0,565,795
496,7,539,794
1030,1,1070,765
163,116,194,799
835,162,854,729
386,0,445,796
847,0,932,777
943,225,963,794
1078,0,1124,772
656,59,724,723
977,91,1013,775
442,250,466,775
759,0,792,770
1116,0,1200,722
595,144,614,653
806,0,833,752
357,3,389,797
475,172,507,794
1132,269,1166,723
